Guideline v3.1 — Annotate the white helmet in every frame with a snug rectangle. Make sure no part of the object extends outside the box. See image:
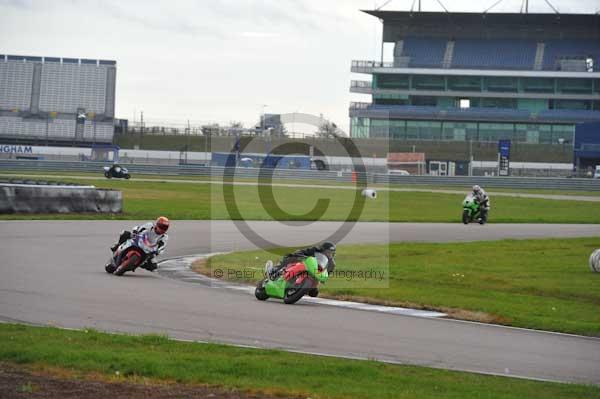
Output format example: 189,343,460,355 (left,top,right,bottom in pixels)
472,185,481,193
